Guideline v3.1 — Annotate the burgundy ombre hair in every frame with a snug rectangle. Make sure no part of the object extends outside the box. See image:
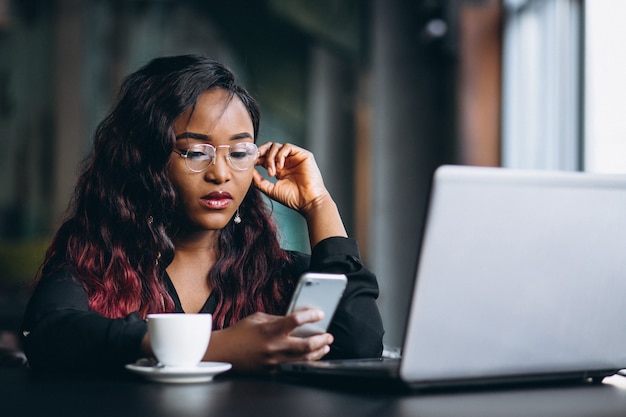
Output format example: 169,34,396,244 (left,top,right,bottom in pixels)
41,55,293,326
